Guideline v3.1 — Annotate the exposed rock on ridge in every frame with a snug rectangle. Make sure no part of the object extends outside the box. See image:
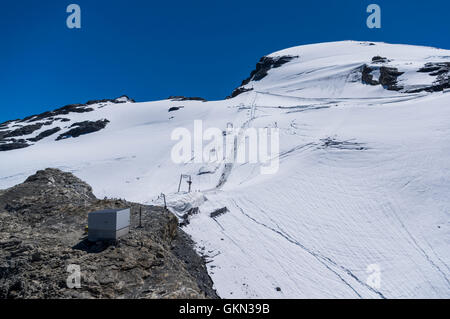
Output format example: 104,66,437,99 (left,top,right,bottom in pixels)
0,96,132,151
0,168,218,299
228,55,298,98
